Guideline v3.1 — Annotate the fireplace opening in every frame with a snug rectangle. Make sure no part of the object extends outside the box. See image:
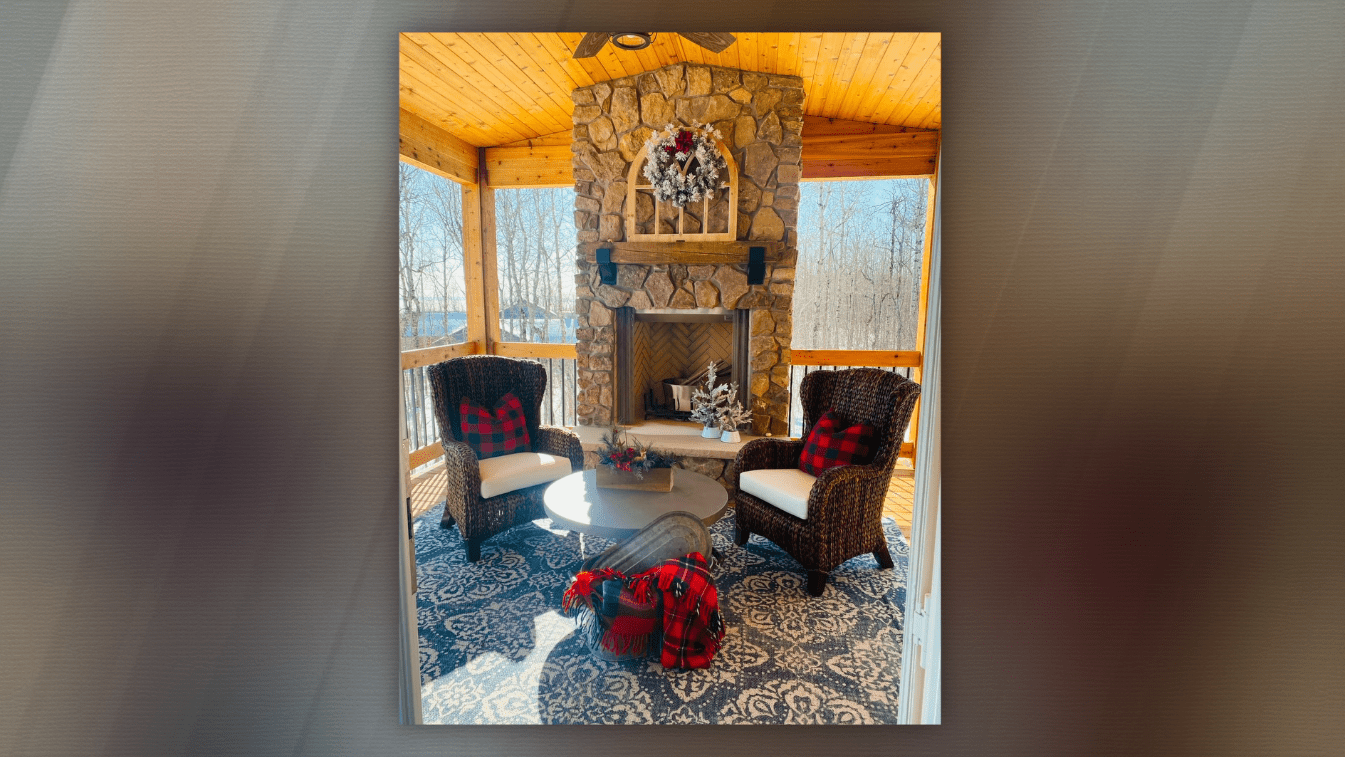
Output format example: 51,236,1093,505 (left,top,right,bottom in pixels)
614,307,751,426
